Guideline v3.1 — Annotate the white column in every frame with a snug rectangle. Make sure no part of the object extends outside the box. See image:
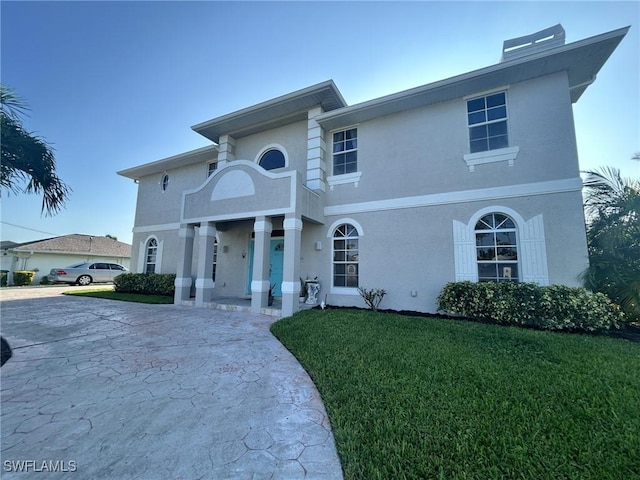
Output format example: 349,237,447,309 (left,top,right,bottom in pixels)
174,225,195,303
281,215,303,317
251,216,272,313
195,222,216,305
217,134,235,167
306,107,326,191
